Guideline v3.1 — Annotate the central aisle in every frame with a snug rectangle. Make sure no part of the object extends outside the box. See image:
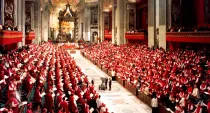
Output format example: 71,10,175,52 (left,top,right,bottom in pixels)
69,50,151,113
